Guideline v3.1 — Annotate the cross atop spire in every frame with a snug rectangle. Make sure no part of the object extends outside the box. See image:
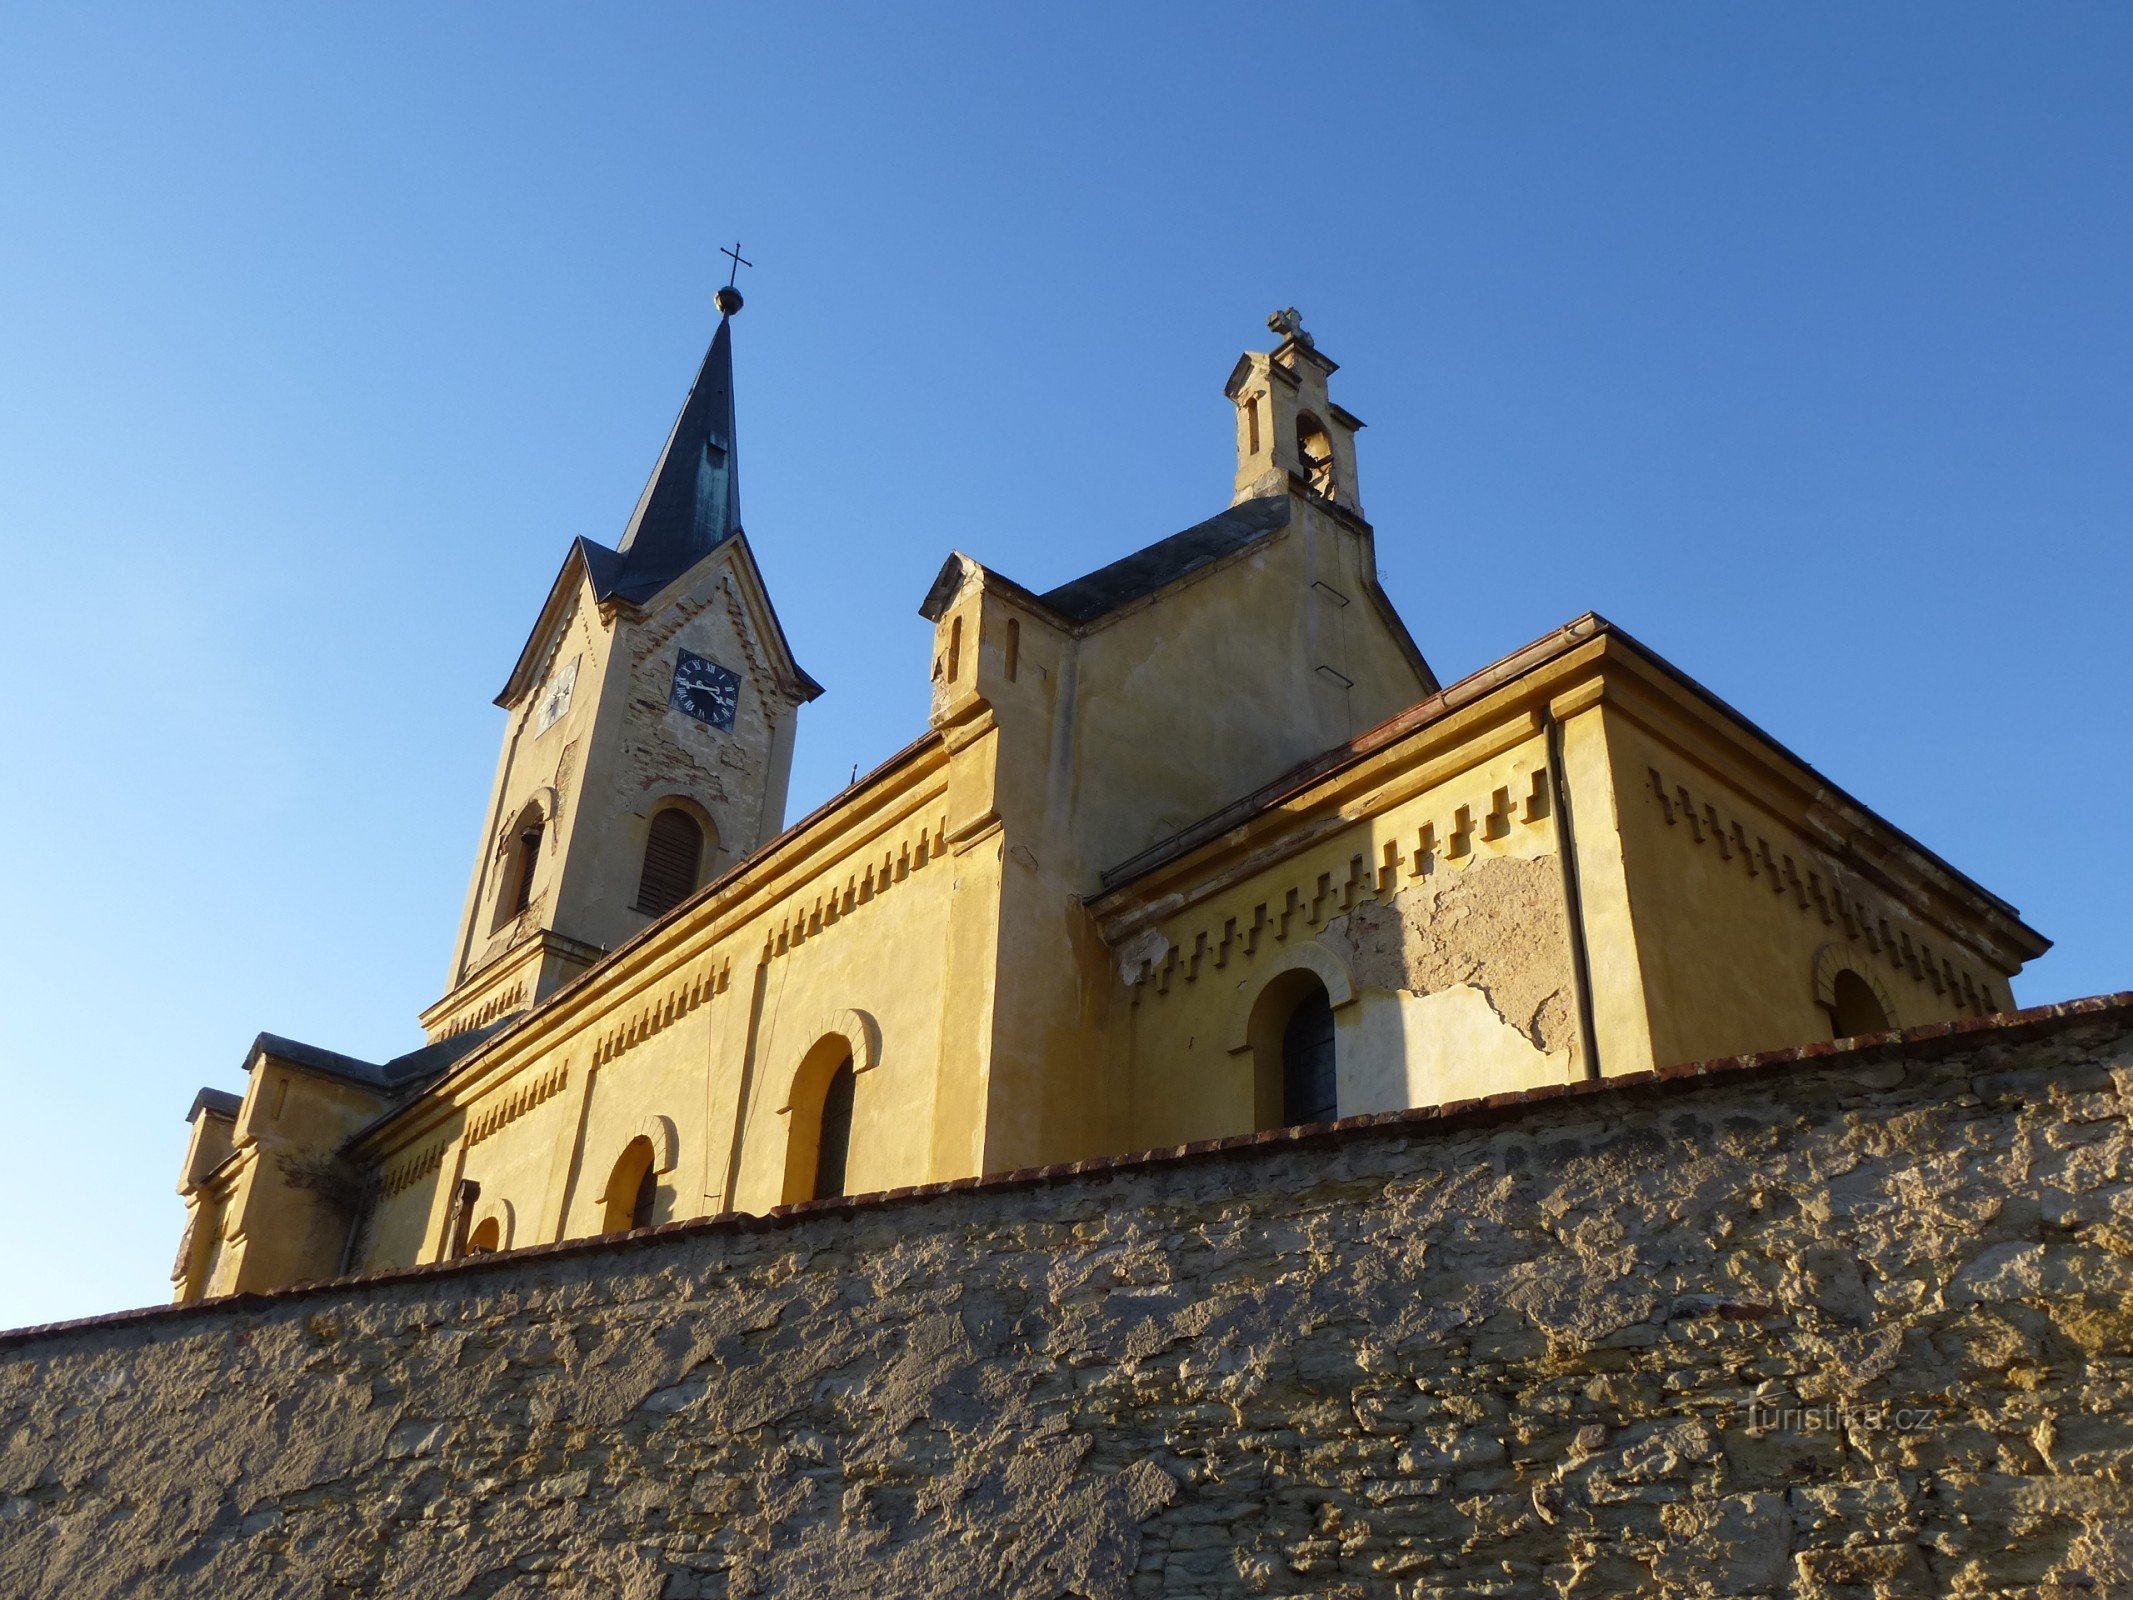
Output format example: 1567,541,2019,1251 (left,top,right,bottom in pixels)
715,241,752,317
